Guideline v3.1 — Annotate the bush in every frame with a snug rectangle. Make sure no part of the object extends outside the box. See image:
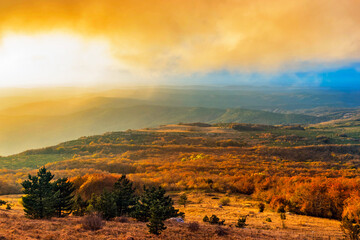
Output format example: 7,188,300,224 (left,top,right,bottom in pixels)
81,213,105,231
114,216,129,223
188,221,200,232
209,214,225,225
341,195,360,240
235,215,247,228
219,197,230,206
258,203,265,212
341,217,360,240
209,215,220,224
215,226,228,236
203,215,209,222
277,205,286,213
178,193,188,207
265,217,272,222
